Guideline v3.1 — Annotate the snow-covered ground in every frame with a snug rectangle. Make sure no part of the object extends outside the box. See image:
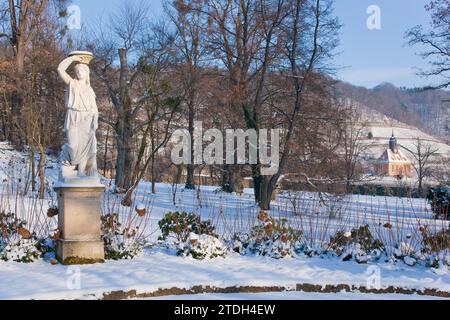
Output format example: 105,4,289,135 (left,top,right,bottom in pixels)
126,182,447,258
0,143,449,300
0,141,59,183
145,291,448,300
0,247,449,300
